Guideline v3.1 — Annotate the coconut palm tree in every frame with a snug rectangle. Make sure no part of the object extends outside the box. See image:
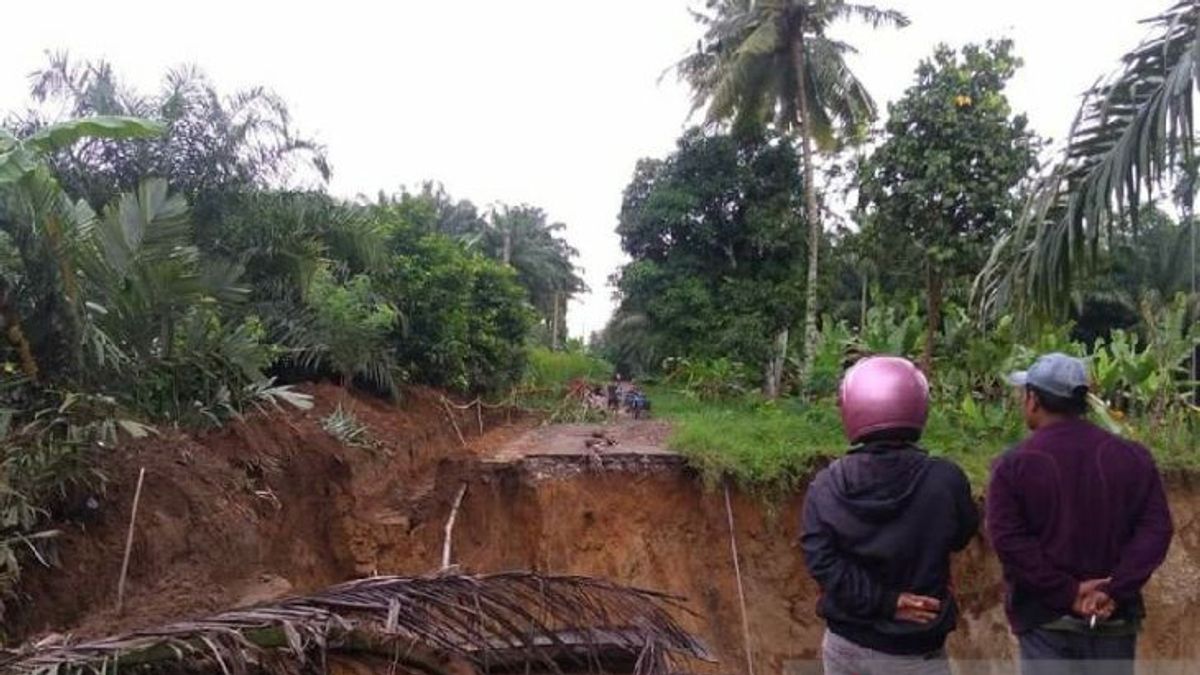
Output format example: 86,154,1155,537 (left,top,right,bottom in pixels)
678,0,908,396
977,0,1200,319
